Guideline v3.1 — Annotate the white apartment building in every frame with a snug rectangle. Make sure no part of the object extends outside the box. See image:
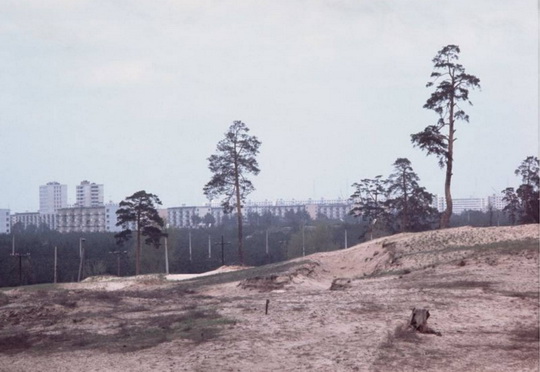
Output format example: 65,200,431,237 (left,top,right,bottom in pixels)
56,204,121,233
76,180,104,207
57,206,107,233
11,212,56,230
39,182,68,214
0,209,10,234
487,194,506,210
434,196,494,214
105,203,122,233
167,198,354,228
